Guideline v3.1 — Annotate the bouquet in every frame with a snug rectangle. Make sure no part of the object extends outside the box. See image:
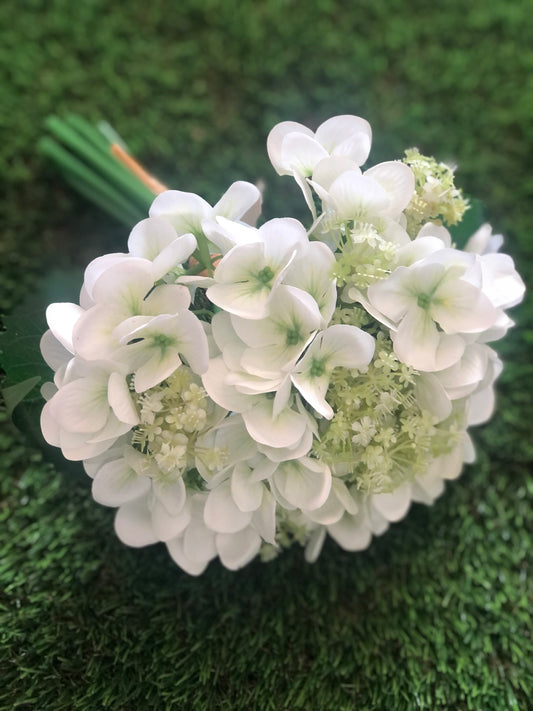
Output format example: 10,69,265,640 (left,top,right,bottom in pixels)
38,115,524,574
